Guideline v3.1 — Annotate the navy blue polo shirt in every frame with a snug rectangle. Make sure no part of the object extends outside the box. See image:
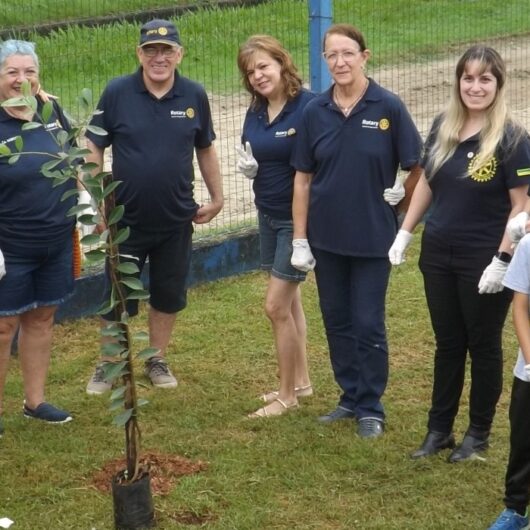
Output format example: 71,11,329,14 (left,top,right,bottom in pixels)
423,119,530,247
86,68,216,230
241,89,315,220
0,102,76,246
292,79,422,257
